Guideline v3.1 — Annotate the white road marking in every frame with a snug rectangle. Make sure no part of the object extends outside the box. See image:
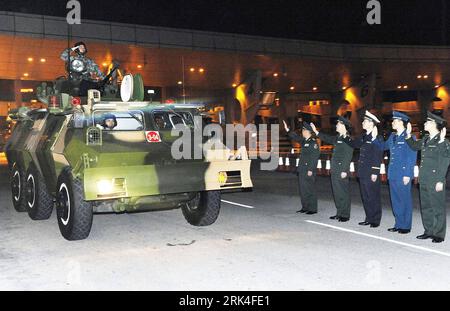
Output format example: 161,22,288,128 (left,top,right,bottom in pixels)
221,200,255,209
306,220,450,258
